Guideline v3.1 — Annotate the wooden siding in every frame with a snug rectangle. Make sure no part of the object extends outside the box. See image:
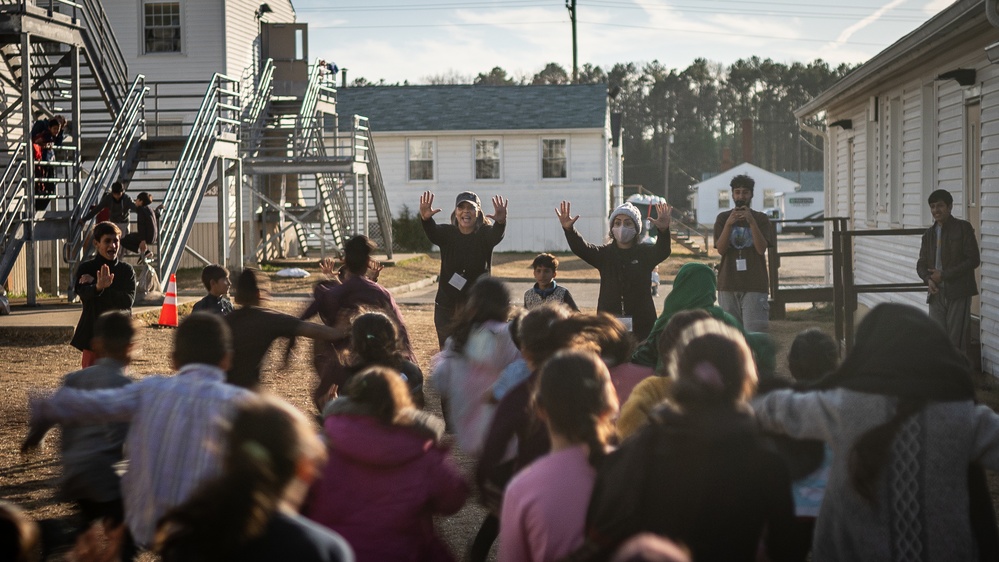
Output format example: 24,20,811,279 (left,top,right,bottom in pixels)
979,62,999,375
821,37,999,374
372,130,611,252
